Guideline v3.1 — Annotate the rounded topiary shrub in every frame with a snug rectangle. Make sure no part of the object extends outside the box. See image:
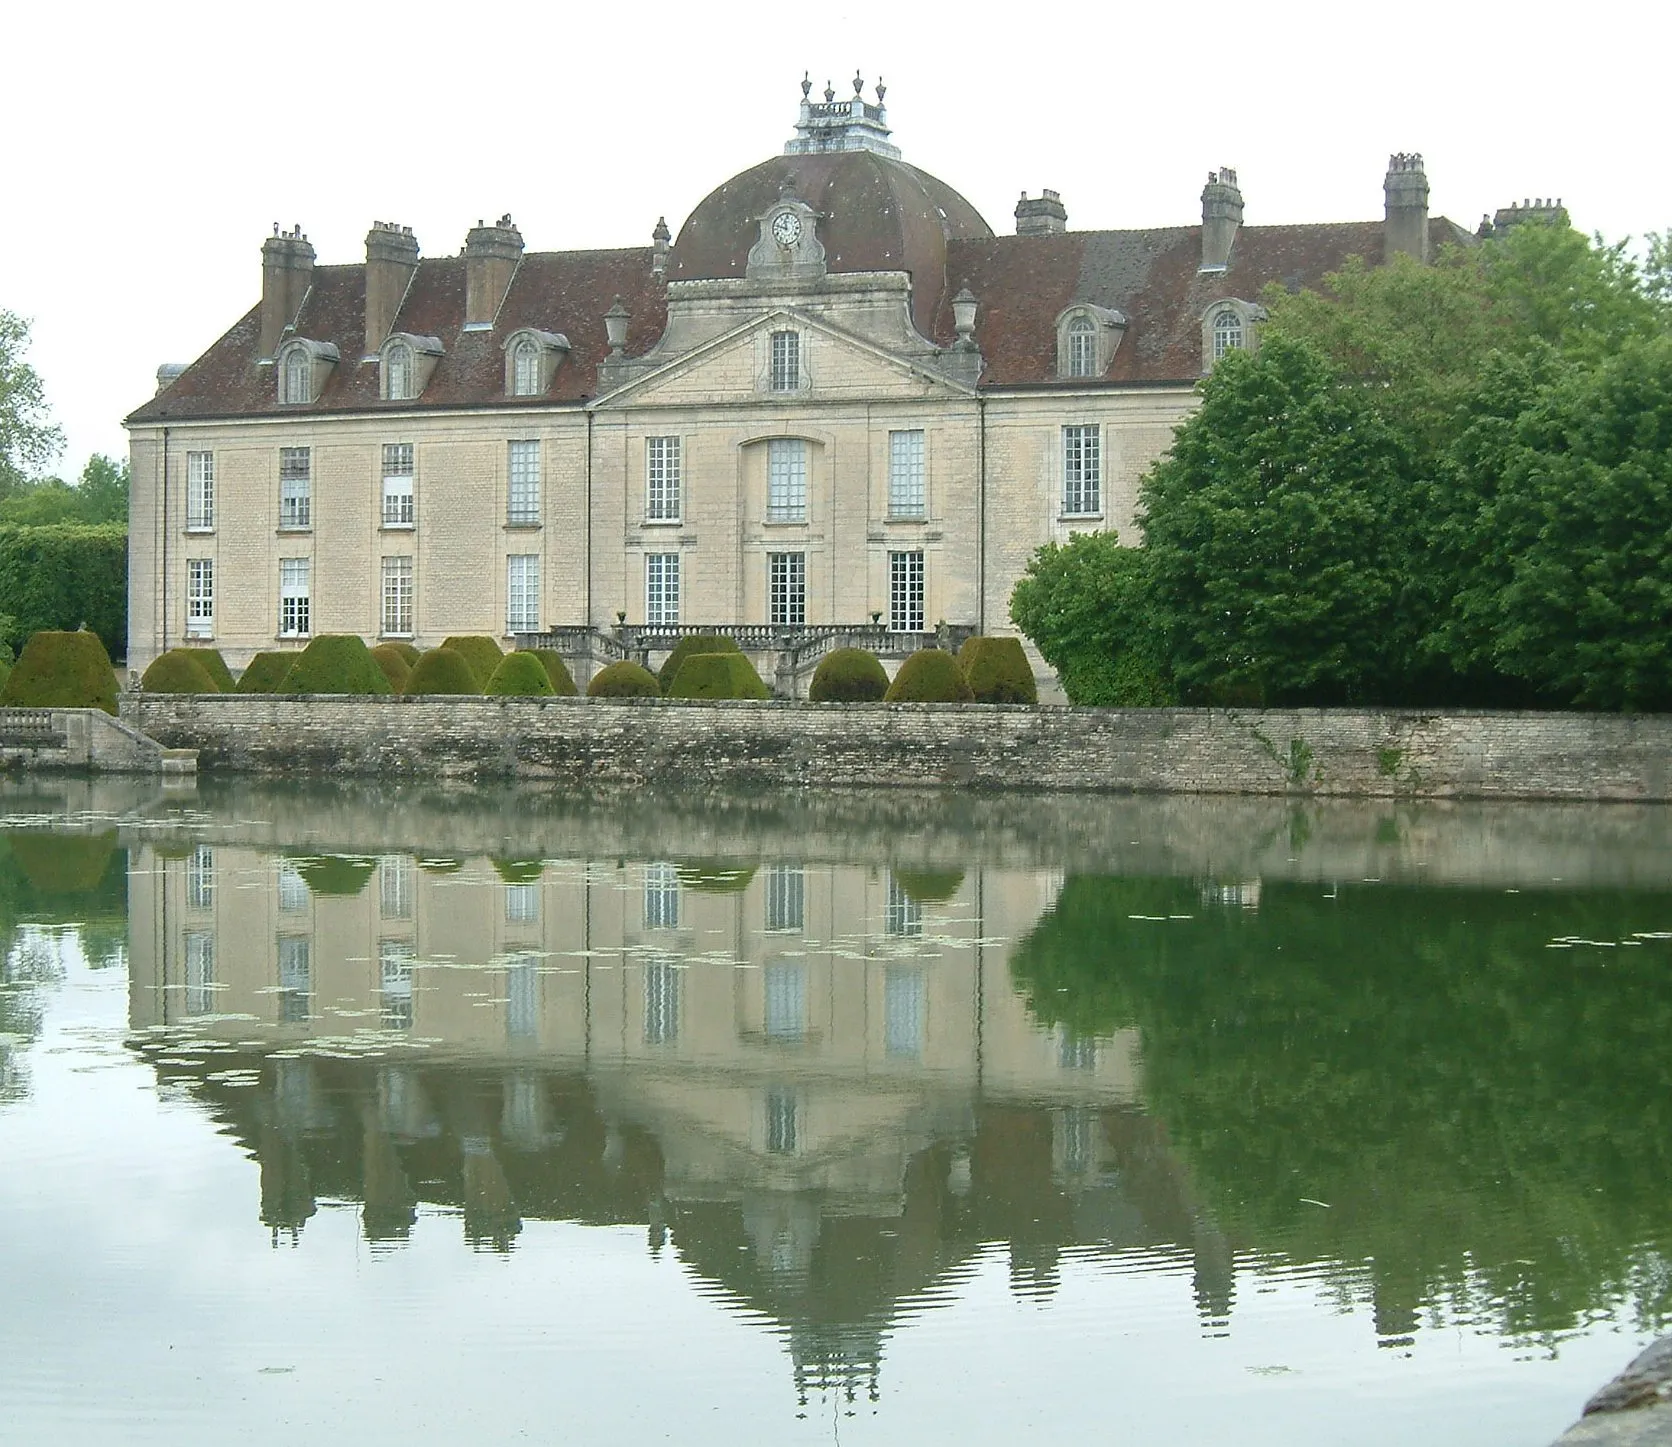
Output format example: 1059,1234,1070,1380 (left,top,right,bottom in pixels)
179,648,235,692
370,643,413,694
486,651,556,696
493,858,544,885
587,660,660,698
287,854,377,897
439,635,504,688
809,647,888,702
657,634,739,691
404,647,480,695
281,635,394,695
528,649,578,697
236,651,298,694
141,650,219,694
957,636,1038,704
668,652,770,700
0,630,118,714
383,641,421,667
894,868,966,904
883,648,974,703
